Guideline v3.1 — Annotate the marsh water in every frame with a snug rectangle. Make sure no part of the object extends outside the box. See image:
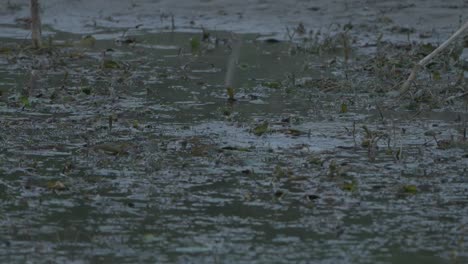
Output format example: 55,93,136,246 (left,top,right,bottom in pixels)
1,1,468,263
